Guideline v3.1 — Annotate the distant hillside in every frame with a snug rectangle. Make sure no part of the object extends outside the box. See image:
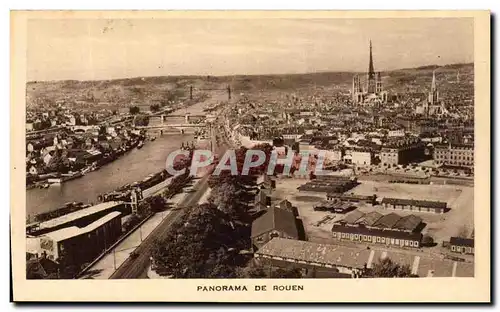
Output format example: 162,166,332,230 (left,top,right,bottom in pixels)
383,63,473,93
26,63,473,108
